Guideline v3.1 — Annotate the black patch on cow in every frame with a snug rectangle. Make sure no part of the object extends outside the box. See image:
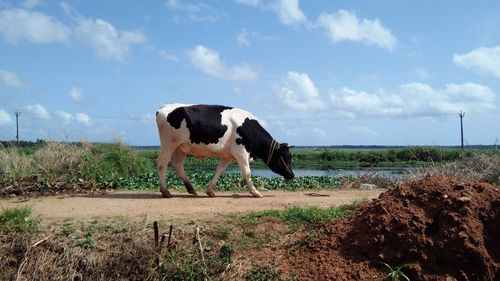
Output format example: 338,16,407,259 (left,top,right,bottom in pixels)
235,118,272,160
166,105,233,145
